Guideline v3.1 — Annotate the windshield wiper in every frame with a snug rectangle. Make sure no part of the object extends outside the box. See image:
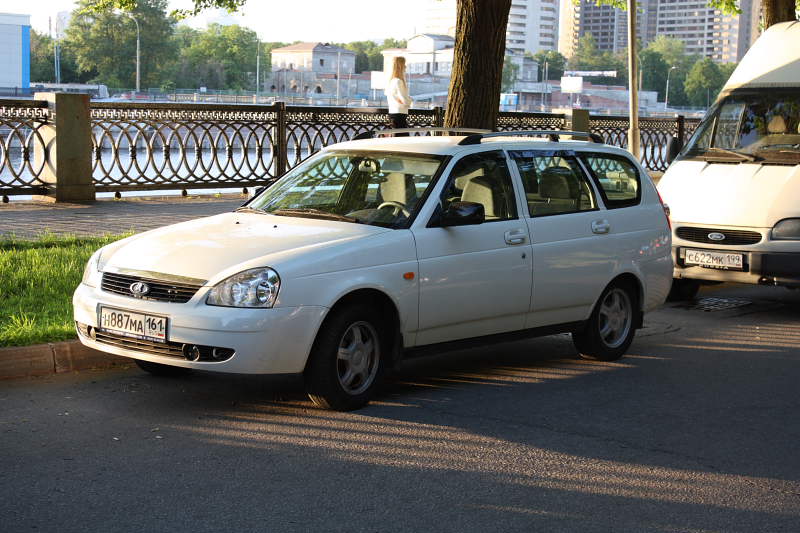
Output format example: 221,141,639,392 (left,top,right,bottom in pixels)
702,147,760,162
235,206,267,214
270,208,361,223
